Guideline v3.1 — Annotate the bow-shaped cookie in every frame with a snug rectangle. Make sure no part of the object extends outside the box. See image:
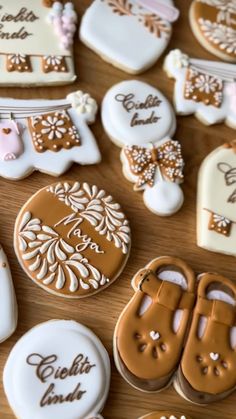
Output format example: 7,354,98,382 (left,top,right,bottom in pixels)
123,140,184,191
